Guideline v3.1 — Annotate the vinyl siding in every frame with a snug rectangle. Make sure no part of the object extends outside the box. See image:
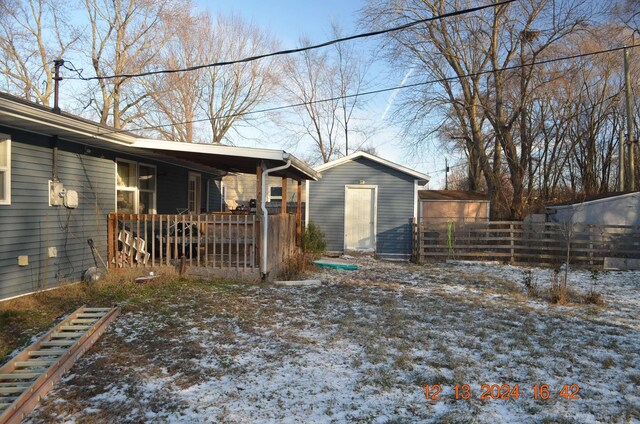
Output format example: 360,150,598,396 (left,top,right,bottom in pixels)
309,157,416,255
223,173,306,204
0,140,114,300
111,153,216,215
0,129,218,300
208,178,223,212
